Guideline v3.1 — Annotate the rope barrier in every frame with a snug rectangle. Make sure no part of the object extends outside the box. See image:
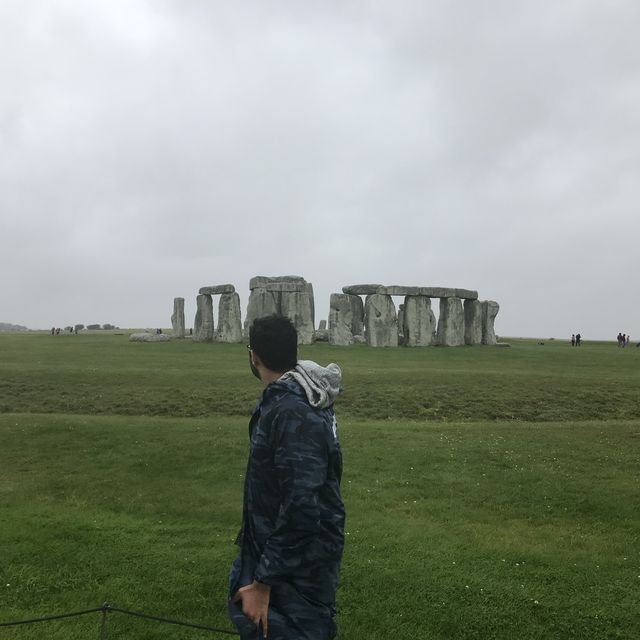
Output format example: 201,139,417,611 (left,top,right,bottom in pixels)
0,602,240,636
108,604,240,635
0,606,105,627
